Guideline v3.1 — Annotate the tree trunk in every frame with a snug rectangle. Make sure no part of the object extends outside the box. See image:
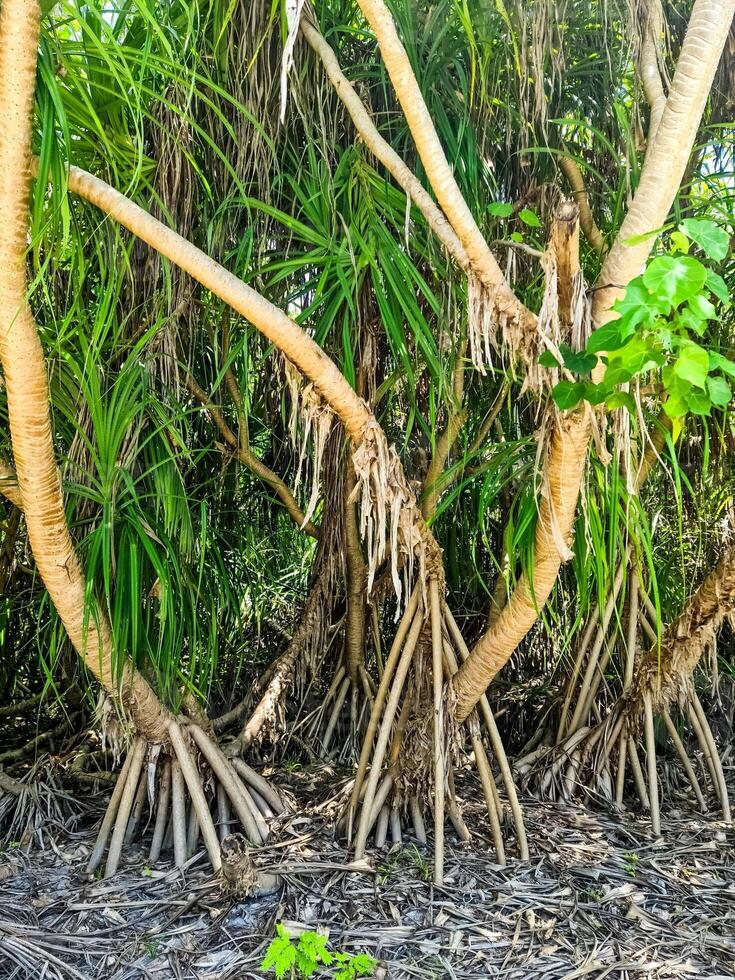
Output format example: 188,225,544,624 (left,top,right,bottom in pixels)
0,459,21,509
300,13,467,272
0,0,170,742
452,0,735,722
353,0,533,330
